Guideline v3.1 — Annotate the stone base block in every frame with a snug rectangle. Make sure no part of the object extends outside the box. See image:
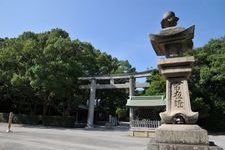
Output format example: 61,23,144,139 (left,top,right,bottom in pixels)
147,124,223,150
147,138,223,150
156,124,208,145
129,128,155,138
